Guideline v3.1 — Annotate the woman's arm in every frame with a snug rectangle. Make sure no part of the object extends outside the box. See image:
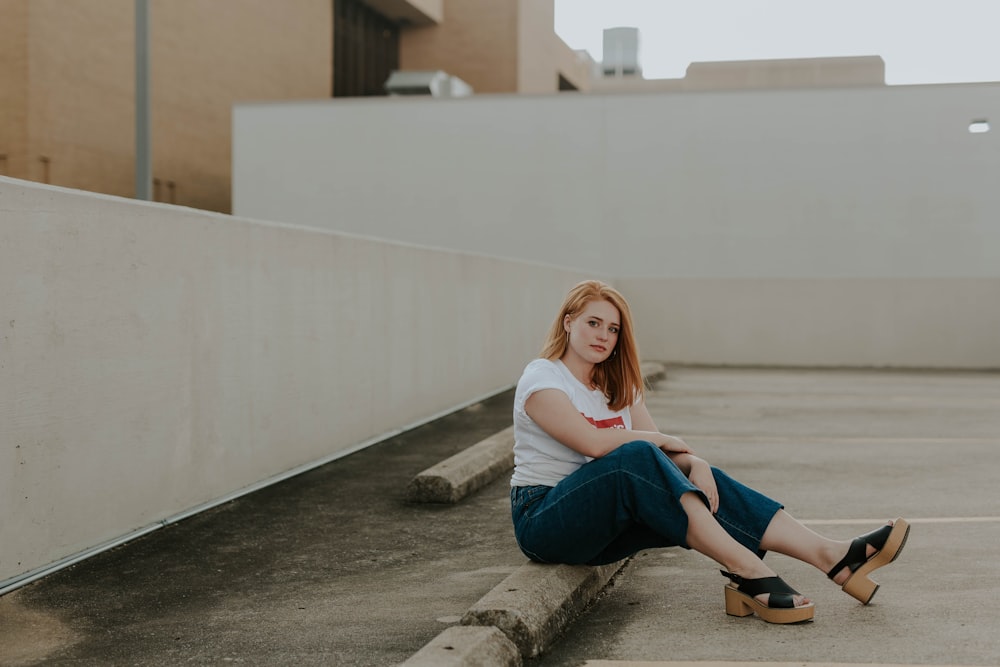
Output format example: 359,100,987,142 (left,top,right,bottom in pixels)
524,389,691,459
630,399,697,473
631,399,719,513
